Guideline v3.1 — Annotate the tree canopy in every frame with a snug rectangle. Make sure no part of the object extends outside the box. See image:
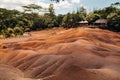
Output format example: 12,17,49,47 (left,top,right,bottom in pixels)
51,0,64,2
0,2,120,38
